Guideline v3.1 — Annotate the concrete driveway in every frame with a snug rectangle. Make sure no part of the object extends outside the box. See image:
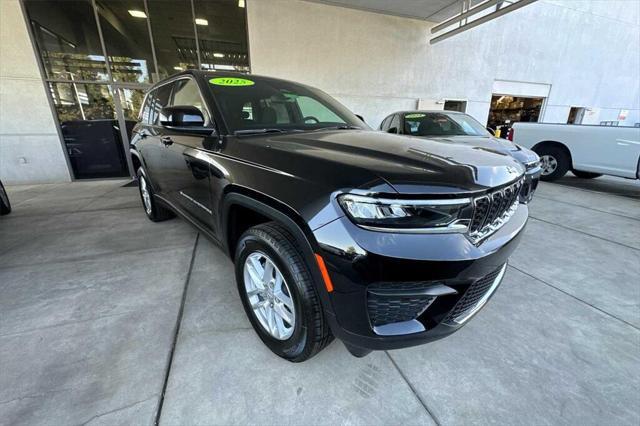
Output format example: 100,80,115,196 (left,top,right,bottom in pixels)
1,176,639,426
